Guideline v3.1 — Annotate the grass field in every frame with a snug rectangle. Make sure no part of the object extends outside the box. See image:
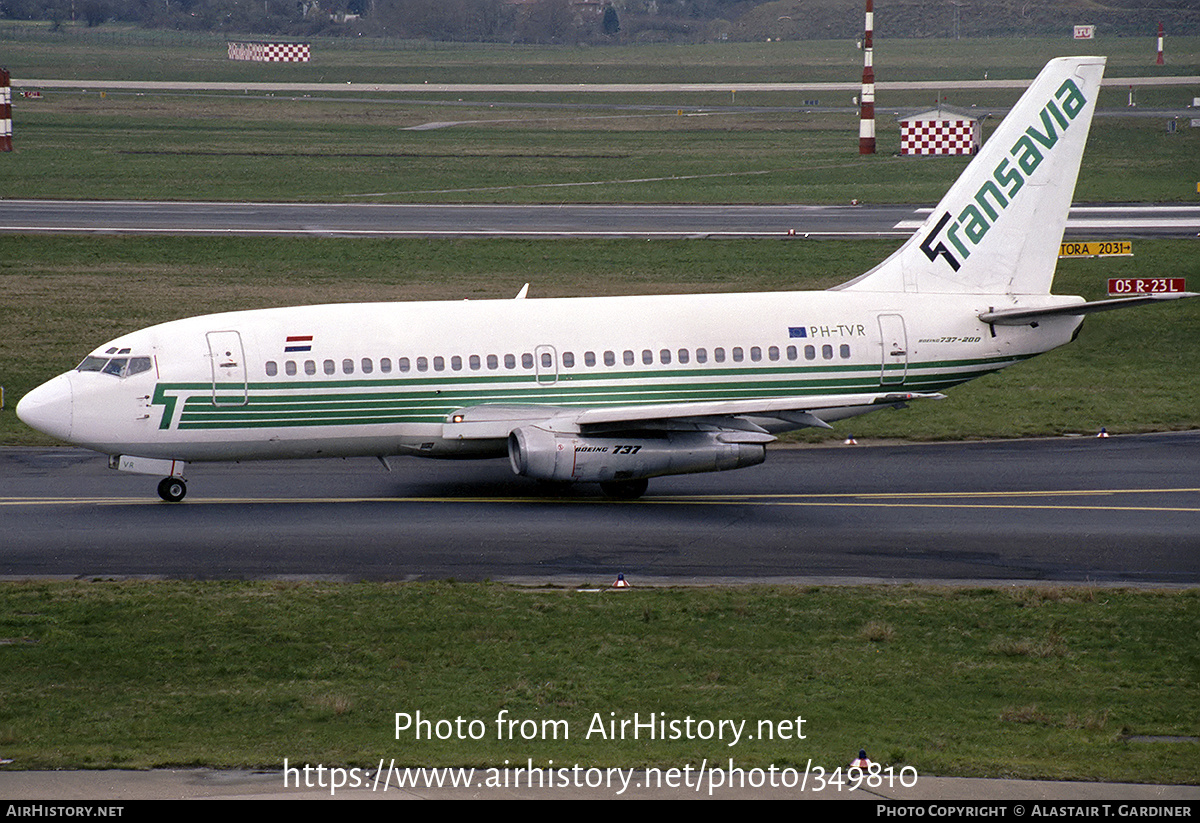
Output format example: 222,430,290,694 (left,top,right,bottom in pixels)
2,33,1198,203
6,97,1198,204
2,235,1198,445
0,581,1195,782
4,26,1199,84
0,35,1196,784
